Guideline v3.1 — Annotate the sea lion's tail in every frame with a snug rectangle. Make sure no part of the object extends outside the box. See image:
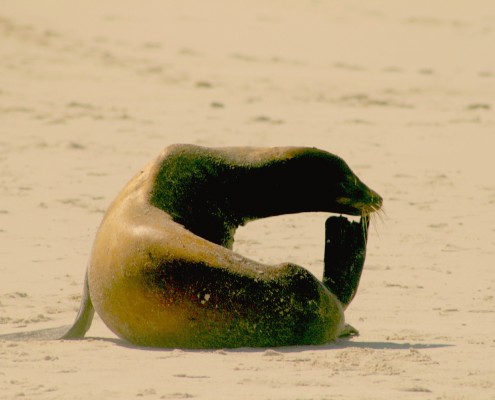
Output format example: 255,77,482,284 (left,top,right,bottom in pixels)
60,269,94,339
